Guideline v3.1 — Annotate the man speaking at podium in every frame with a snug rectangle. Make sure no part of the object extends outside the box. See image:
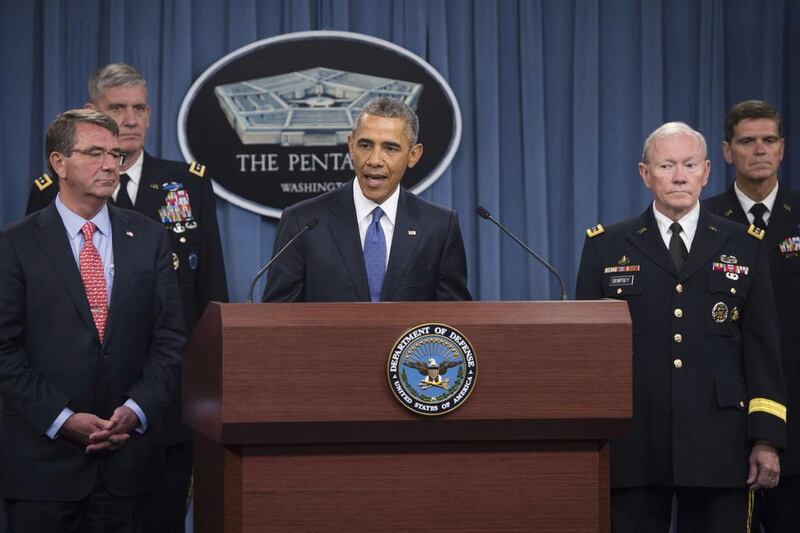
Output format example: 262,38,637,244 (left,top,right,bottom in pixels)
576,122,786,532
262,97,471,303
